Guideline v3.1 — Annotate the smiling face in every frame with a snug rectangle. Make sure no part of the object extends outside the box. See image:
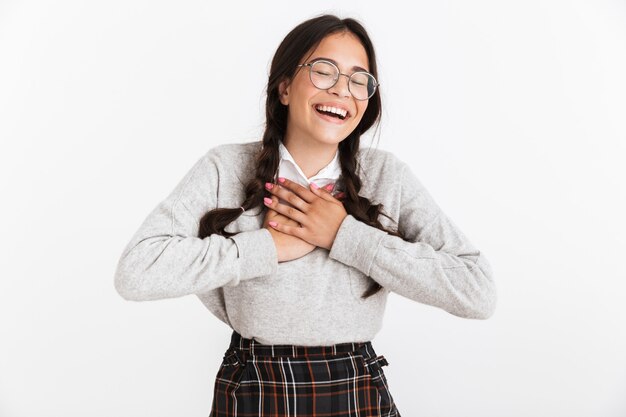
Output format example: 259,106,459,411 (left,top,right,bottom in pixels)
278,31,370,149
